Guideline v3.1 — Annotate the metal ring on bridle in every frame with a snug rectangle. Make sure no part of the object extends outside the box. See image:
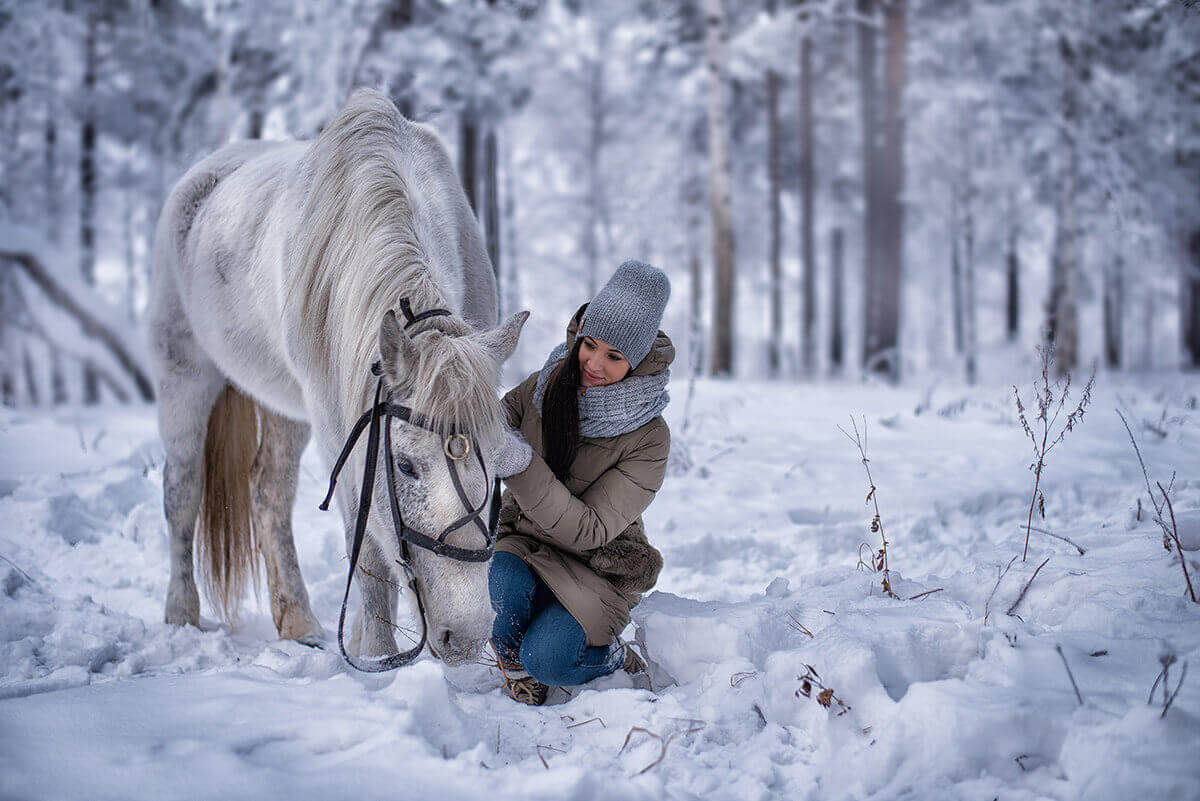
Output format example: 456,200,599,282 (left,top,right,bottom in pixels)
444,433,470,461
